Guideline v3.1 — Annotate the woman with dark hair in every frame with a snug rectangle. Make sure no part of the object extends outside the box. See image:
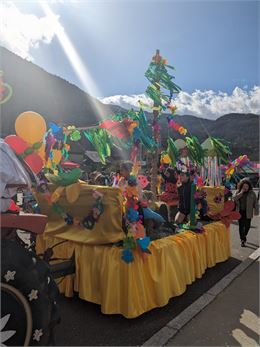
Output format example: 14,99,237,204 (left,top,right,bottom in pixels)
234,178,258,247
